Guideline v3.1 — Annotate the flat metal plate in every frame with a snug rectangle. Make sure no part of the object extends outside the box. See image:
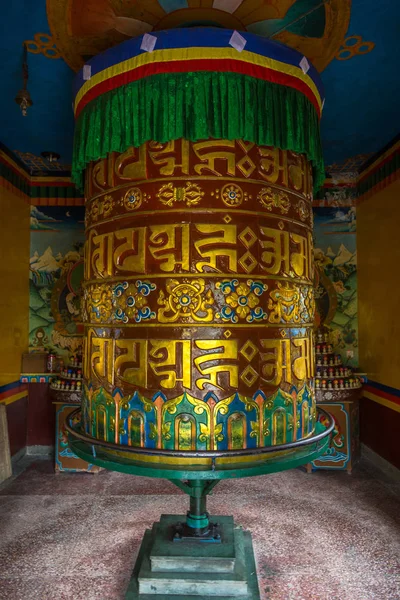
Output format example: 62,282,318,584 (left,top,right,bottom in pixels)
151,515,236,573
